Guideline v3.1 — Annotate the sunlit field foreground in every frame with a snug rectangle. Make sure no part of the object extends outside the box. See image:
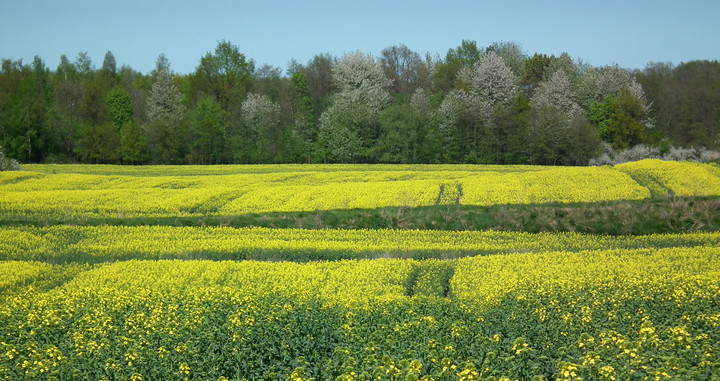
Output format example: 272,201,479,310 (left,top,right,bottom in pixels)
2,160,720,380
2,159,719,222
2,246,719,380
